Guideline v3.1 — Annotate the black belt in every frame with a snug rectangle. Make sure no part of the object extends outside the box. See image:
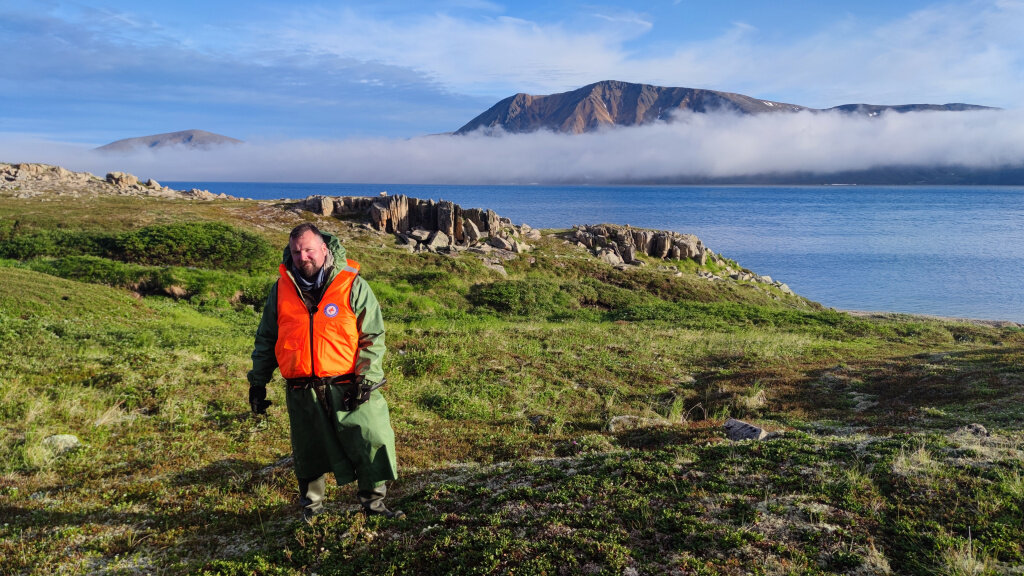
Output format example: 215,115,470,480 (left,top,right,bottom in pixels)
286,373,356,390
286,374,386,412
